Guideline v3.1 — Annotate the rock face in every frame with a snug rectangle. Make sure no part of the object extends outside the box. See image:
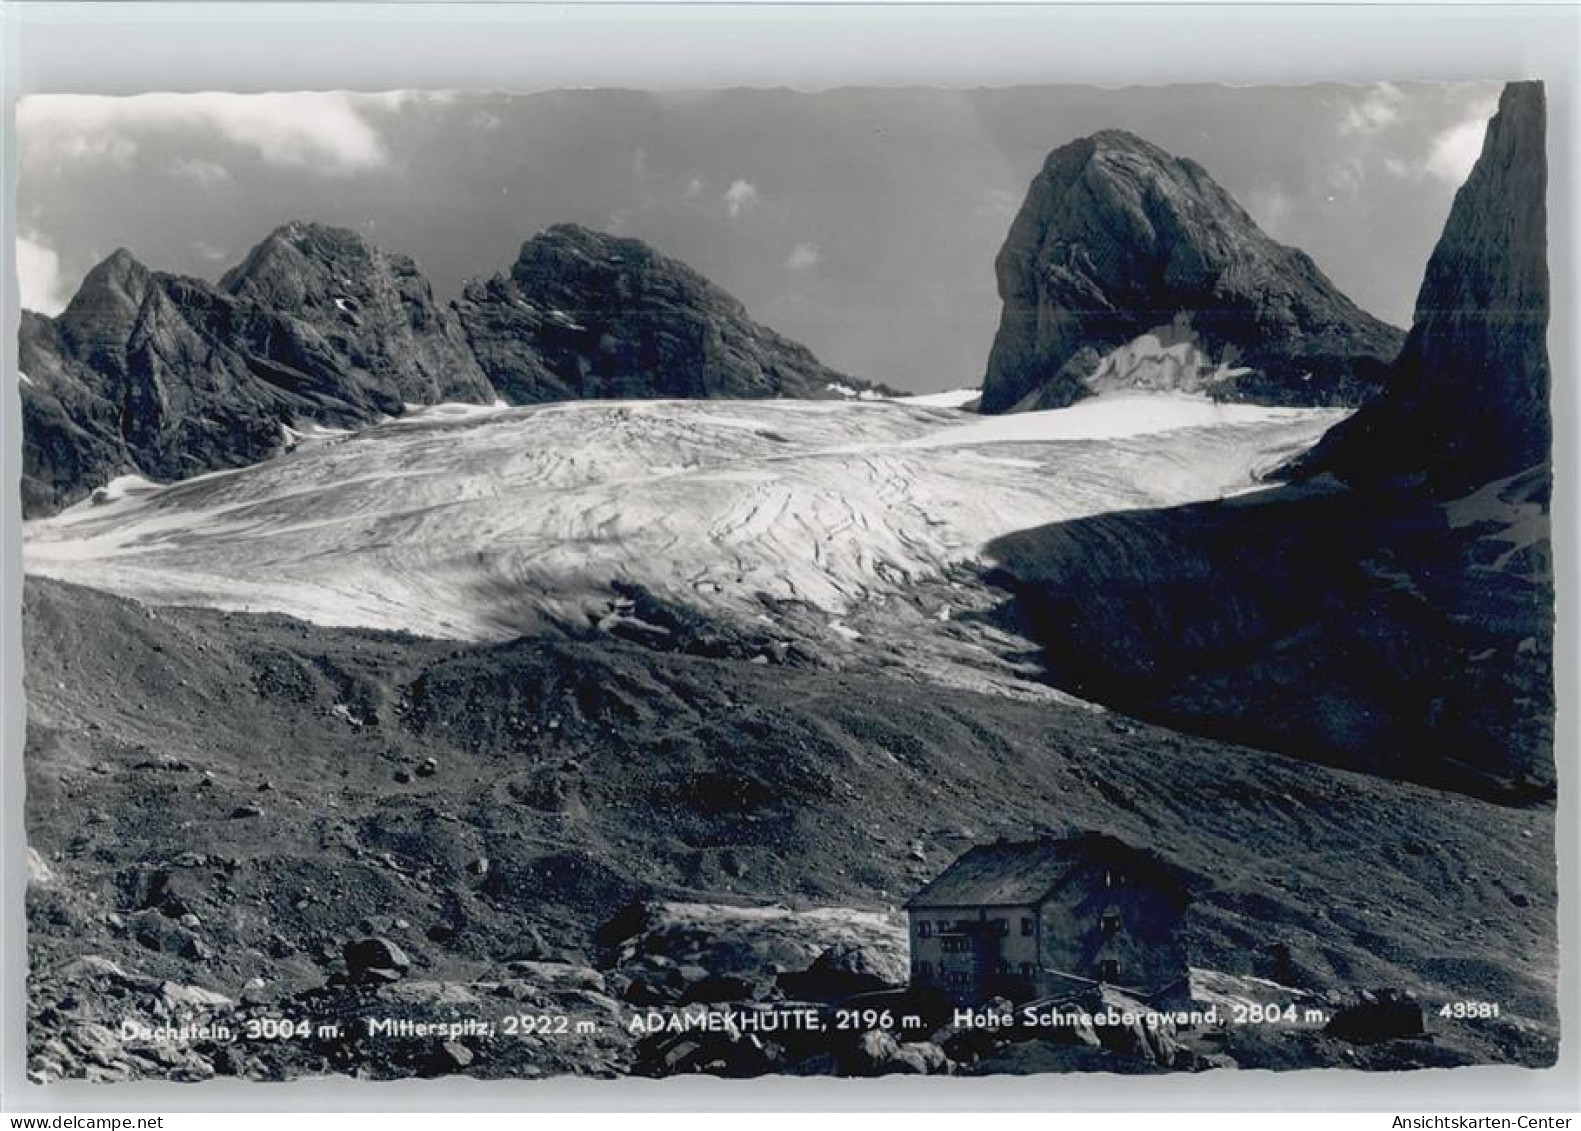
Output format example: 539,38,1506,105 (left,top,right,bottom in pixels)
18,225,493,517
980,130,1403,413
22,222,873,516
221,221,494,406
455,224,881,404
984,84,1553,803
18,311,134,520
1289,82,1550,496
21,251,400,516
986,473,1555,801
